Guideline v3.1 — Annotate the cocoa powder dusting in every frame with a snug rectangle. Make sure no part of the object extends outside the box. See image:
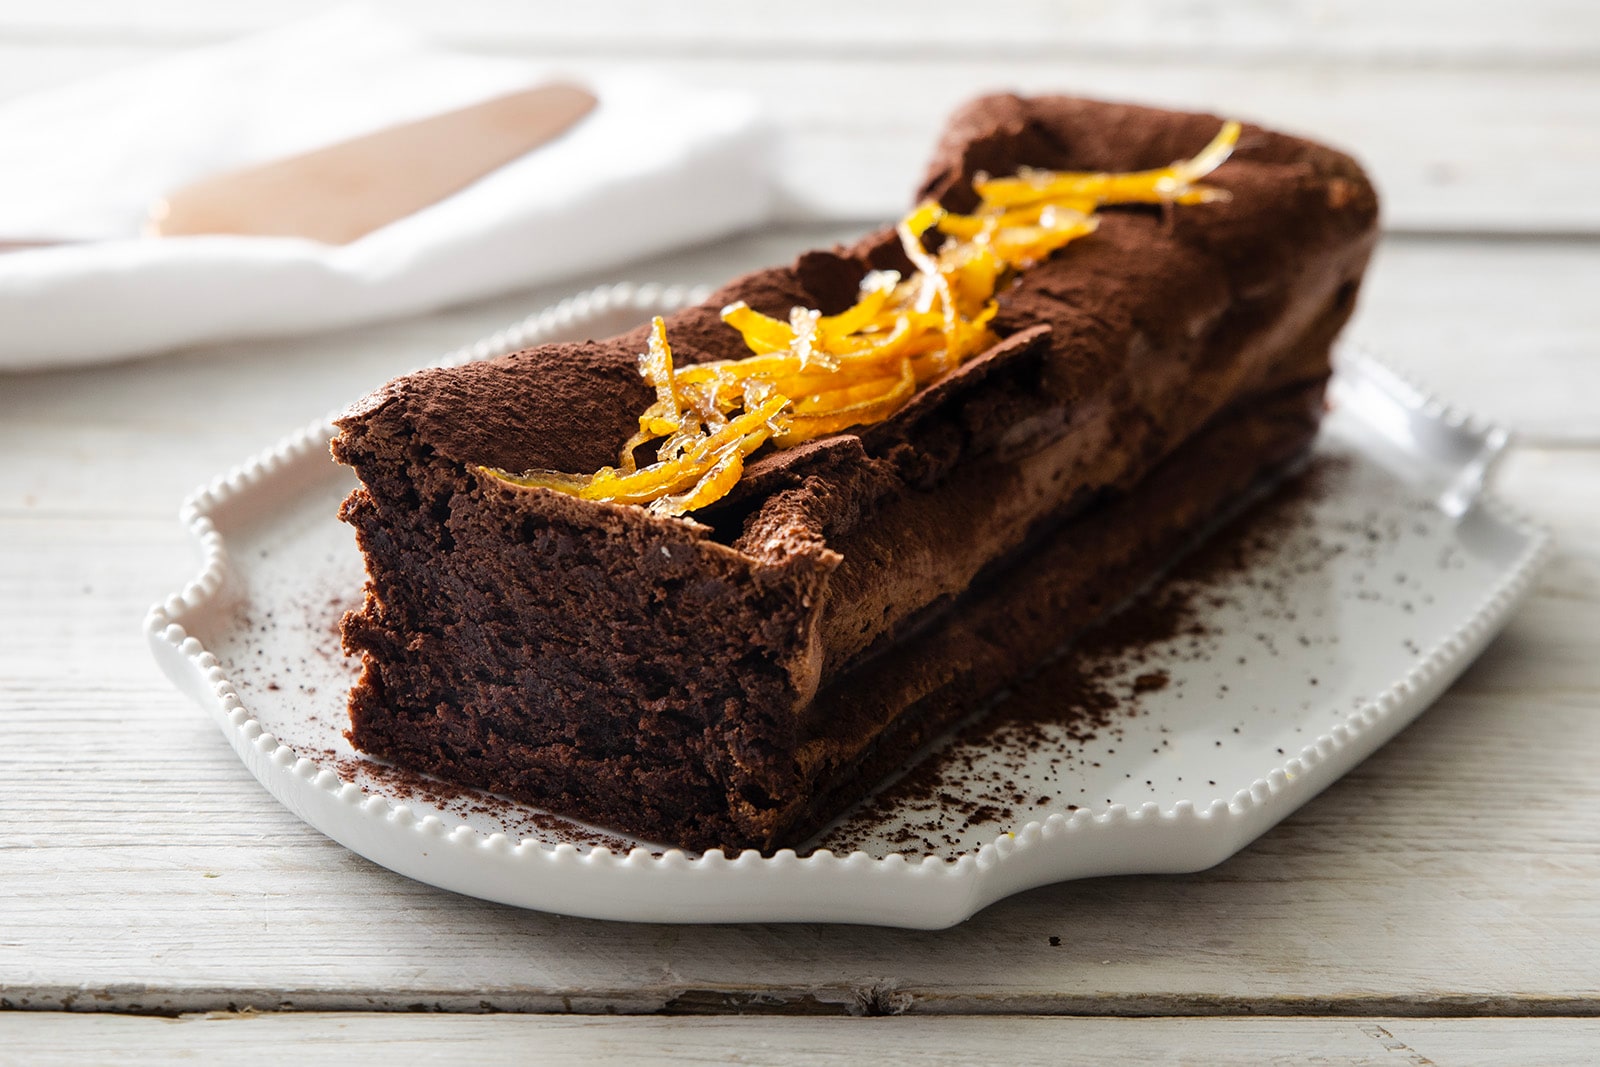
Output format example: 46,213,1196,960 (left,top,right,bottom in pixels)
323,749,634,853
817,455,1352,854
